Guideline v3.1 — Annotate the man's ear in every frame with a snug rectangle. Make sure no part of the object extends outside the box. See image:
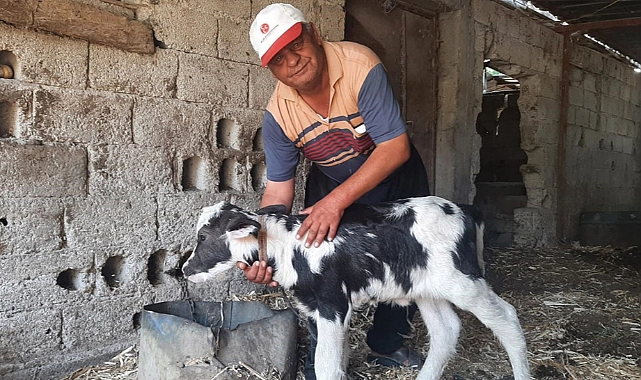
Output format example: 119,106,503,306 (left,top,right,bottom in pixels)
226,216,261,239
